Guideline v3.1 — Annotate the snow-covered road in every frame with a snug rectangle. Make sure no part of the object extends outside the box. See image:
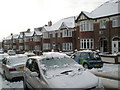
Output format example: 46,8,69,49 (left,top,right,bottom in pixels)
0,74,23,88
